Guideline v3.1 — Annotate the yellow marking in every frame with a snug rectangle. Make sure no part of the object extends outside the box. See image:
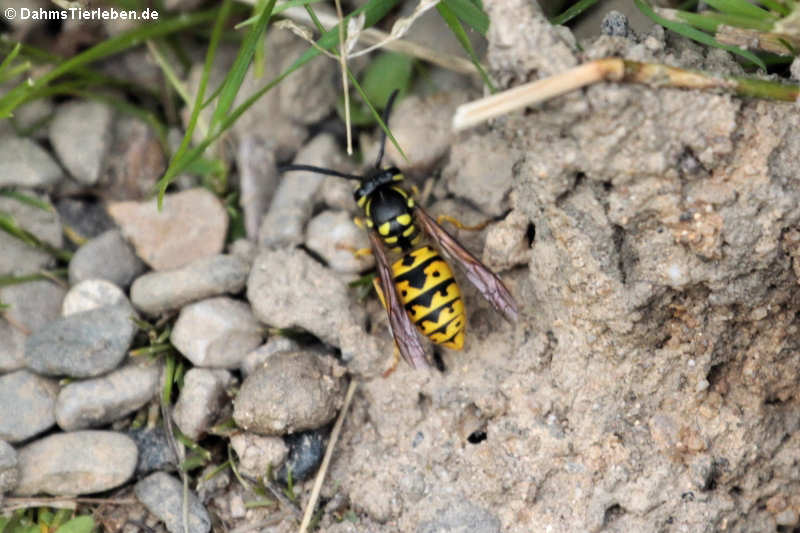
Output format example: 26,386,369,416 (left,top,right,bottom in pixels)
366,219,374,228
418,298,464,334
365,199,371,217
393,173,404,181
441,330,464,350
411,234,421,245
385,236,398,244
378,222,391,236
402,225,415,238
391,186,408,198
353,217,364,229
397,214,412,226
391,246,403,254
407,198,415,208
357,195,367,208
